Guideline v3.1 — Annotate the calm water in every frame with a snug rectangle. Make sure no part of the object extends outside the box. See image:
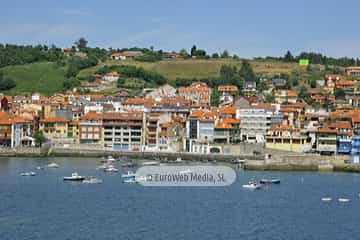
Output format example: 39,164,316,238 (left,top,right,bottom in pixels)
0,157,359,240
